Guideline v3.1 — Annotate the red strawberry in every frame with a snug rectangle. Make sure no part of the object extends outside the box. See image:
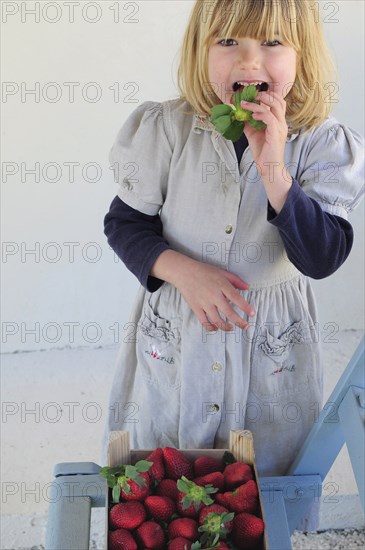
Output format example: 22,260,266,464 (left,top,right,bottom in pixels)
120,471,150,501
109,501,146,530
194,456,224,477
198,505,234,543
198,504,230,525
163,447,194,480
168,537,192,550
135,521,165,549
215,480,259,514
168,517,199,541
144,495,176,522
100,459,152,503
156,478,179,500
108,528,137,550
177,476,218,518
231,512,265,549
194,472,225,491
146,447,165,483
223,462,253,490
